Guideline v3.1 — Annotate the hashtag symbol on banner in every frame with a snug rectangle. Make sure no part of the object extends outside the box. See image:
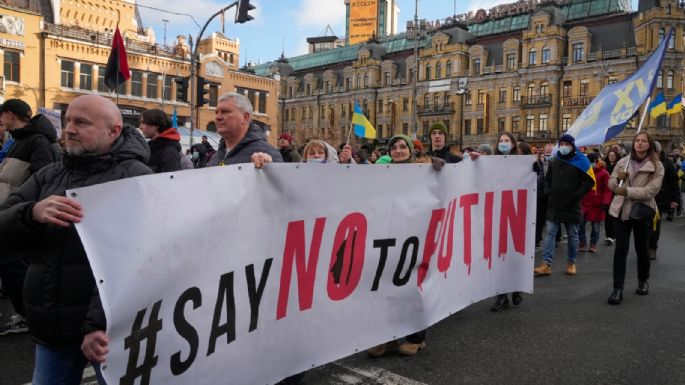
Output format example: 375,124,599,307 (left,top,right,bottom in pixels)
120,300,163,385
